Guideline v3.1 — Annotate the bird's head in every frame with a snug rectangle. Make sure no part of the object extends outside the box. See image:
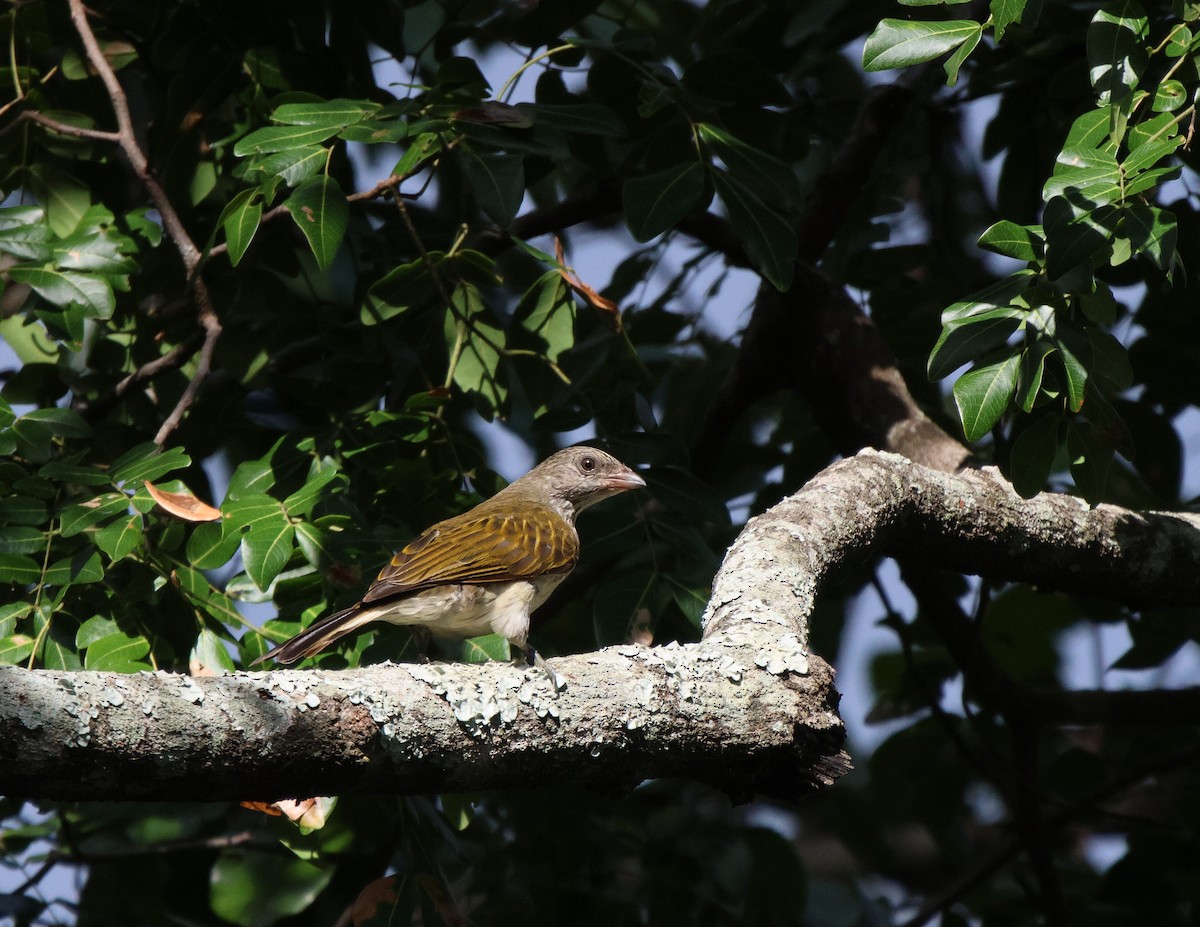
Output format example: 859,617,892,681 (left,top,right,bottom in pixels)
506,446,646,521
